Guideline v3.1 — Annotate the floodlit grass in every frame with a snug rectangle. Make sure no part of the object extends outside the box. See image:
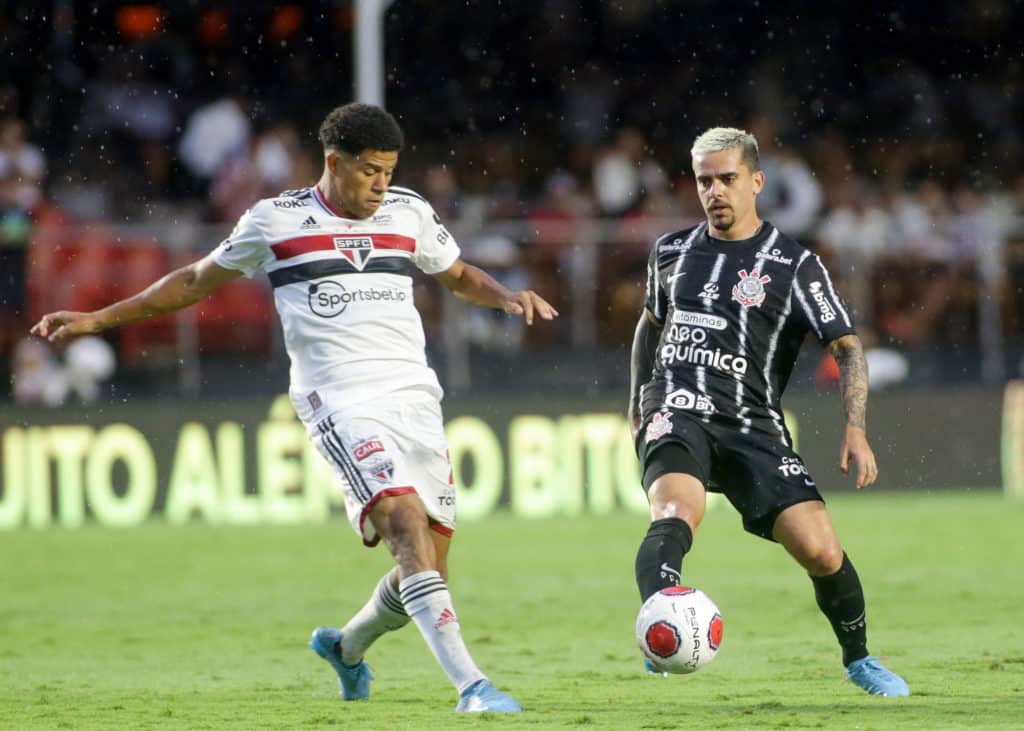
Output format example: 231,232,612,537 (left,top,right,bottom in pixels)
1,490,1023,729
